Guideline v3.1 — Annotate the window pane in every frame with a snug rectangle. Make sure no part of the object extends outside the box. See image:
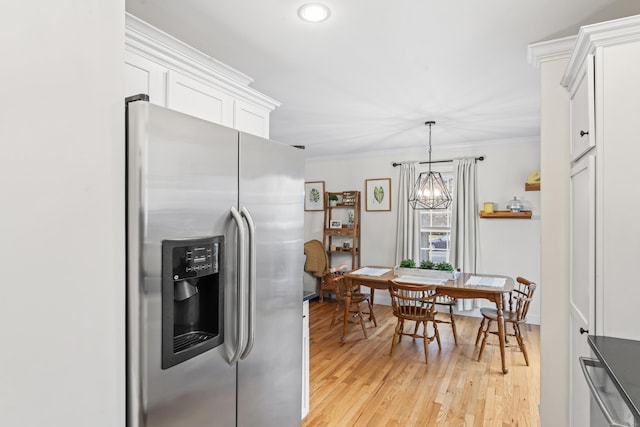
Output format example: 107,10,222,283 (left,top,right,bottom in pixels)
429,233,449,250
430,250,448,263
419,211,432,227
431,212,449,227
415,172,453,264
